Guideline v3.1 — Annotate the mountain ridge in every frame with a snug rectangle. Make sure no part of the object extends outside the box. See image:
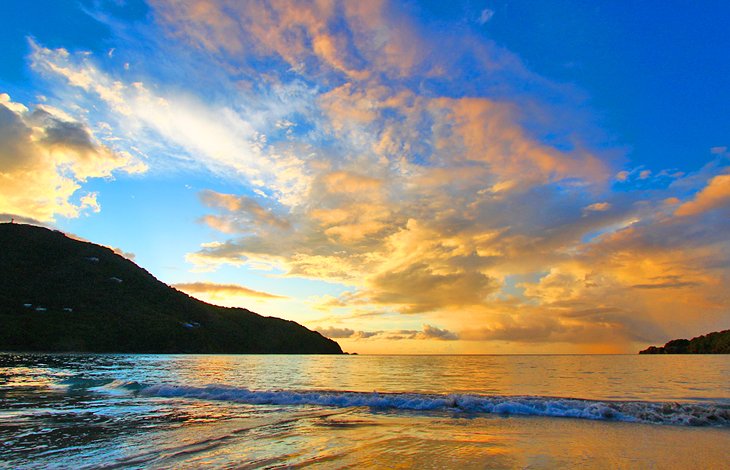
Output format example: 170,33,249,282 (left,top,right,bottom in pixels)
0,223,342,354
